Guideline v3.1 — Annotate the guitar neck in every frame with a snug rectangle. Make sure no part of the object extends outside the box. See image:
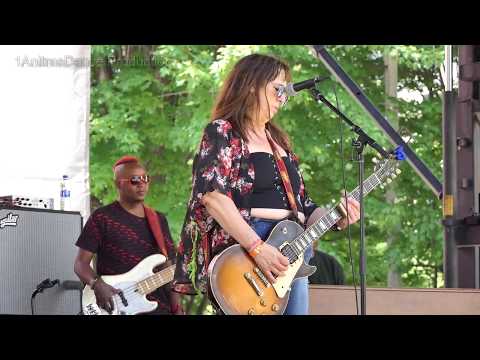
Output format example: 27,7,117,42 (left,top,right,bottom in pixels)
289,166,391,256
136,265,175,295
